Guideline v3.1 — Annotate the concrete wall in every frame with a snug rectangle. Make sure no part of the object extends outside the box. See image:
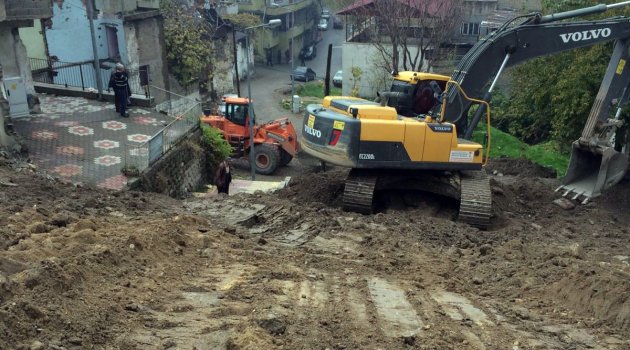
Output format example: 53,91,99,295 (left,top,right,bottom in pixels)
46,0,128,64
235,36,248,85
18,20,46,60
0,0,6,21
498,0,541,11
211,39,236,98
4,0,51,20
134,128,211,198
341,41,428,98
97,0,137,14
125,15,168,103
0,23,36,94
